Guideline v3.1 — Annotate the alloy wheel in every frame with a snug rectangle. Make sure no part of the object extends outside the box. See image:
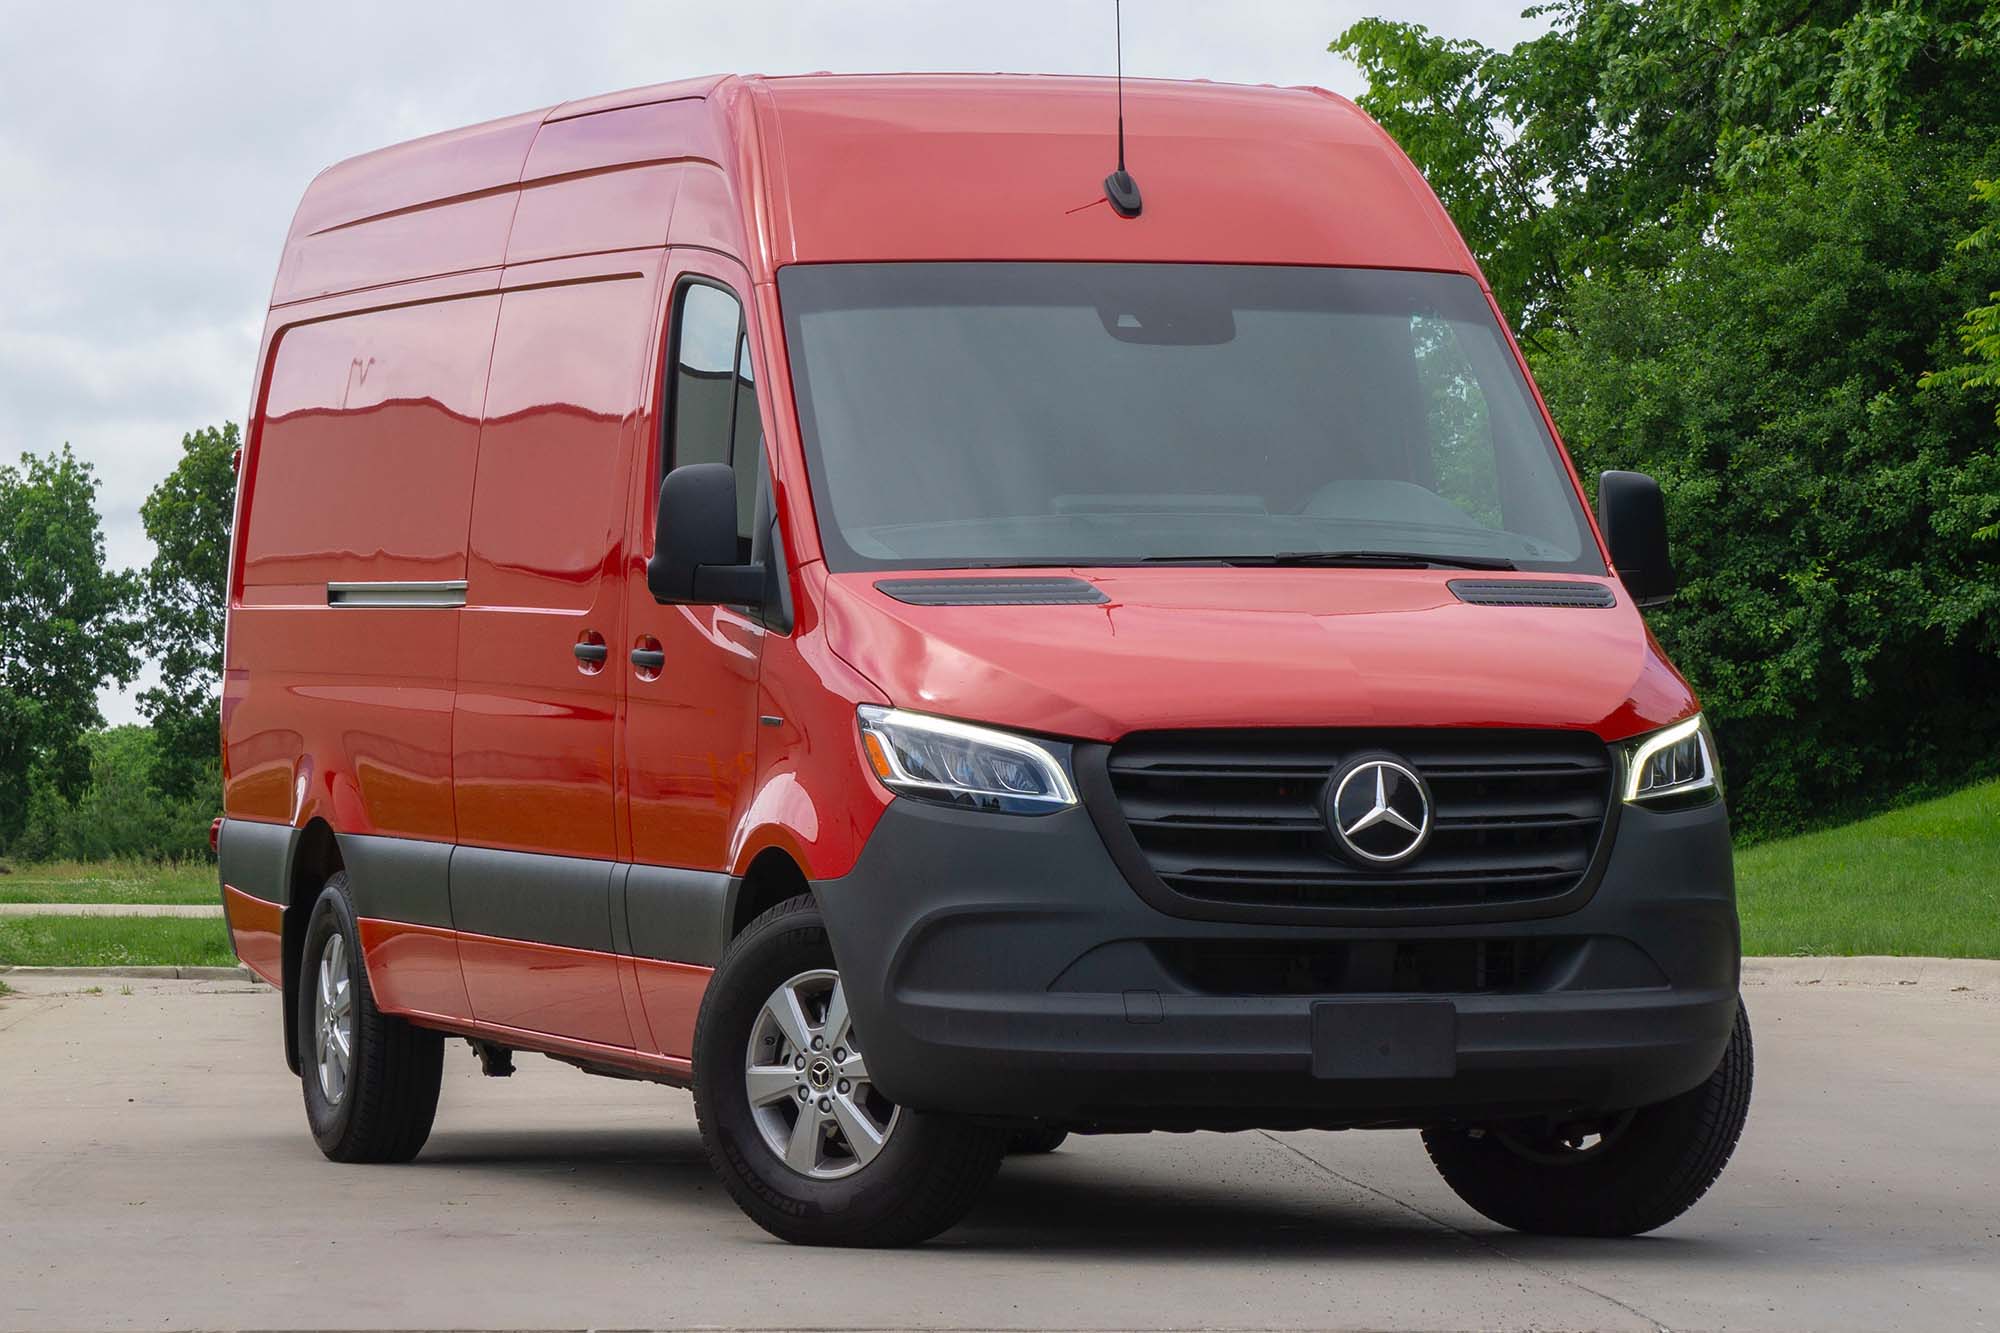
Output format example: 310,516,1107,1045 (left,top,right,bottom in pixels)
314,932,354,1106
744,968,899,1179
